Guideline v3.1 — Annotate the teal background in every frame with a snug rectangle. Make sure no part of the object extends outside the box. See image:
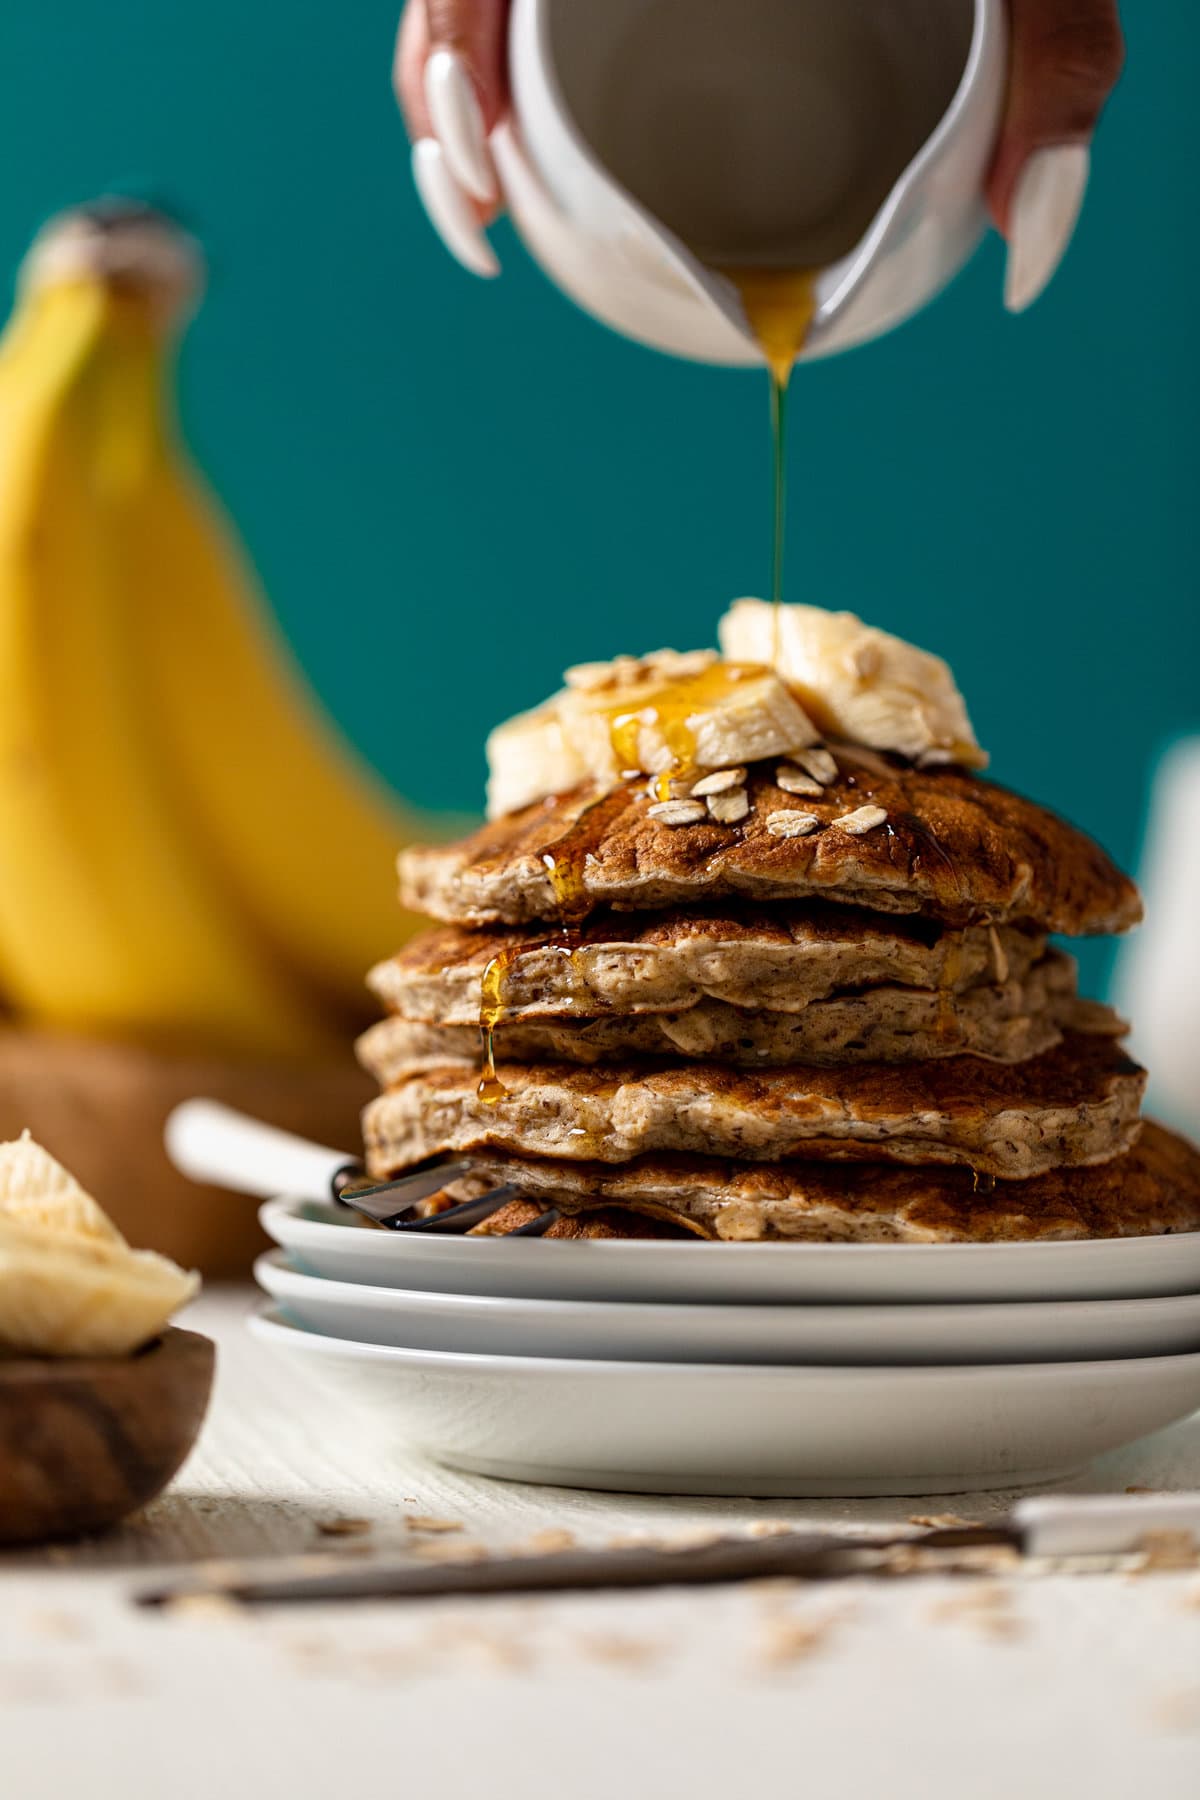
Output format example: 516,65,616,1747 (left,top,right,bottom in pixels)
0,1,1196,995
